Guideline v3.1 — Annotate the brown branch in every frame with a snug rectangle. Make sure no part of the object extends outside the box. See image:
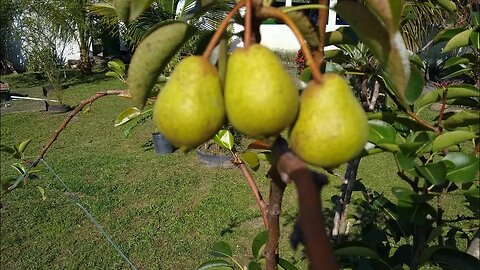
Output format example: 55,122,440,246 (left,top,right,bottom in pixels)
316,0,329,68
436,87,448,130
369,80,381,111
258,6,322,83
272,138,338,270
31,90,128,167
245,0,252,47
265,167,286,270
235,153,269,229
203,1,245,60
337,158,360,243
473,141,480,155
